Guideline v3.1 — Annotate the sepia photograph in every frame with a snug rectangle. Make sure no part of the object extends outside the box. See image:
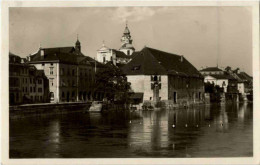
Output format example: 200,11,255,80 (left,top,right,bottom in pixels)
1,1,260,165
